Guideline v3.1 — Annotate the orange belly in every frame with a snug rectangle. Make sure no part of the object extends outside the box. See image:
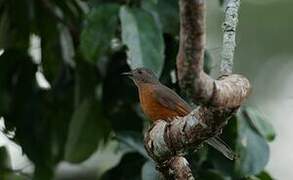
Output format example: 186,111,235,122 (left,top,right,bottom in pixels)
139,85,181,122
